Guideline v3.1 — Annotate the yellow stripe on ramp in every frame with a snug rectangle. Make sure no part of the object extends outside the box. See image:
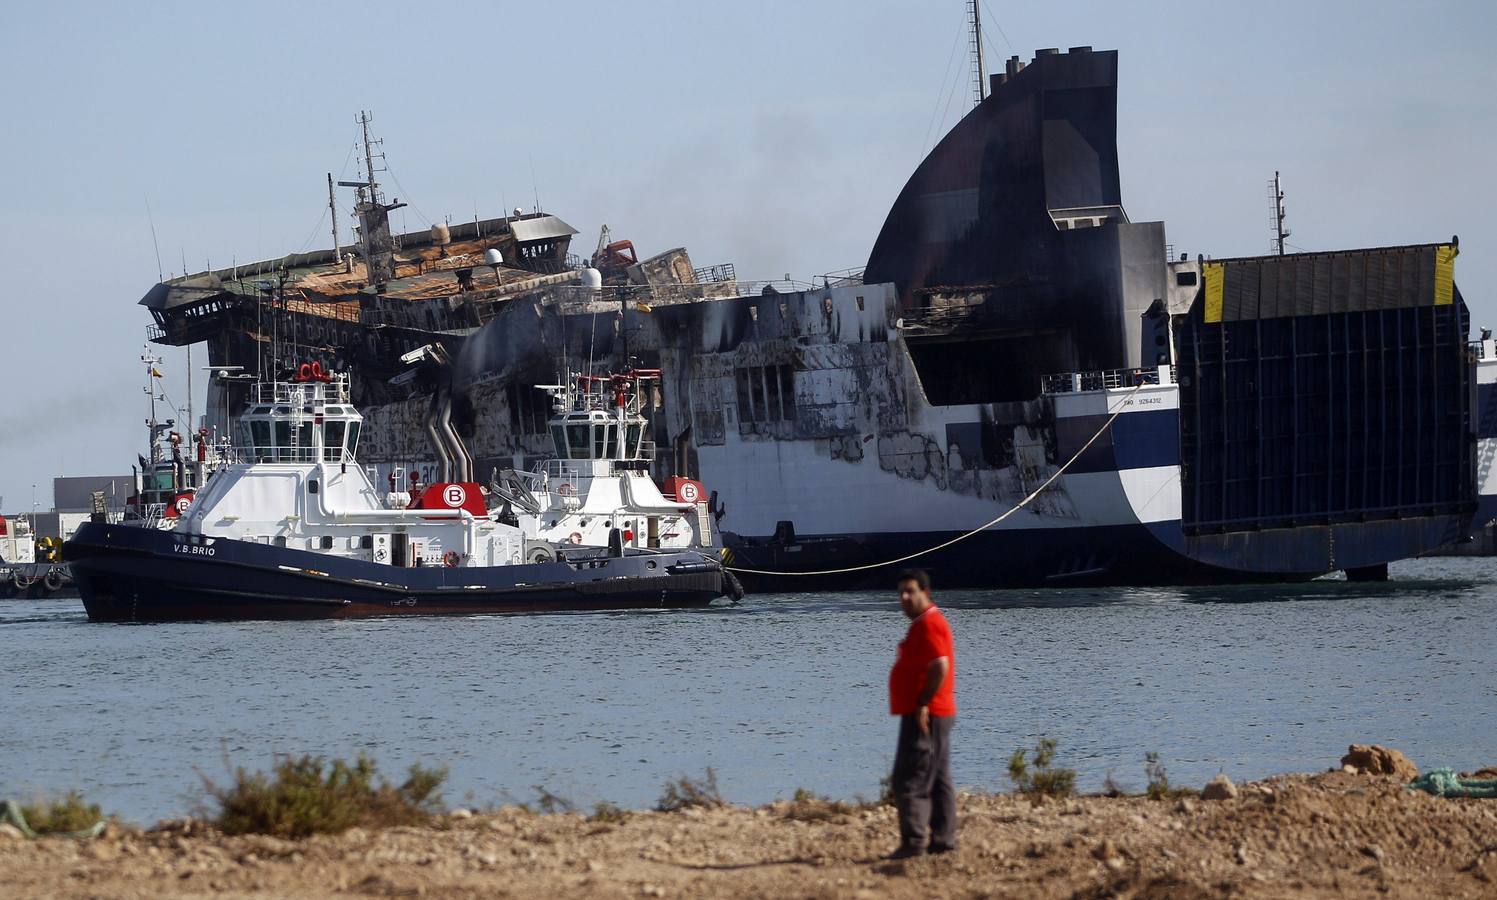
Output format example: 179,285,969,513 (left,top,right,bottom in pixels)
1203,262,1226,323
1434,244,1458,306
